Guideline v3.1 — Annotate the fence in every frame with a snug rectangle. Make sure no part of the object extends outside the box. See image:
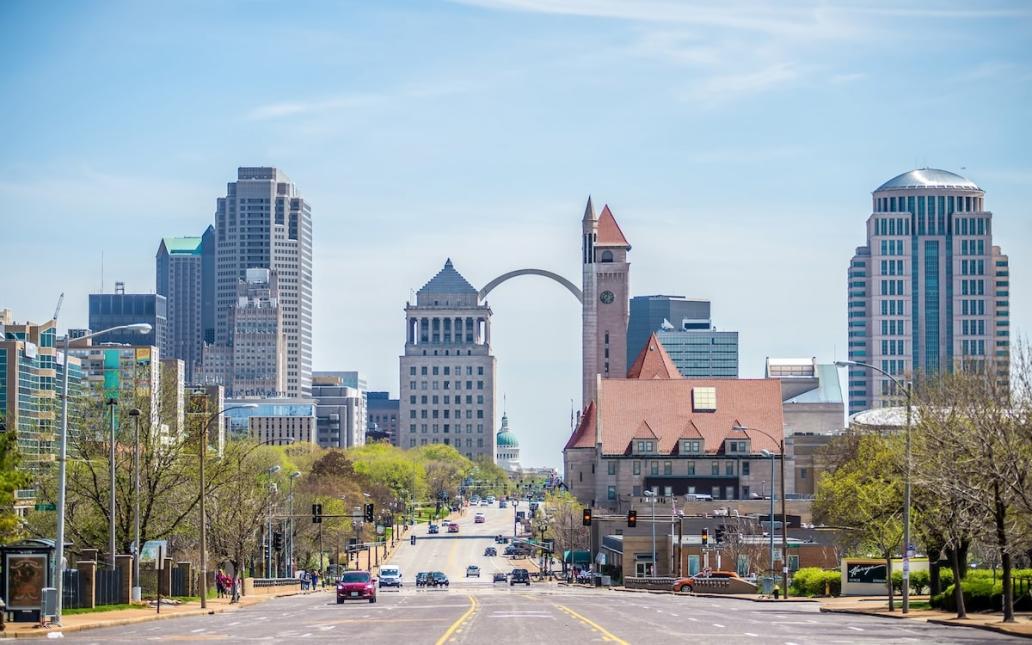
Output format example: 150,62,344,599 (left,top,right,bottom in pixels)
61,569,87,610
95,568,122,606
171,565,190,597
